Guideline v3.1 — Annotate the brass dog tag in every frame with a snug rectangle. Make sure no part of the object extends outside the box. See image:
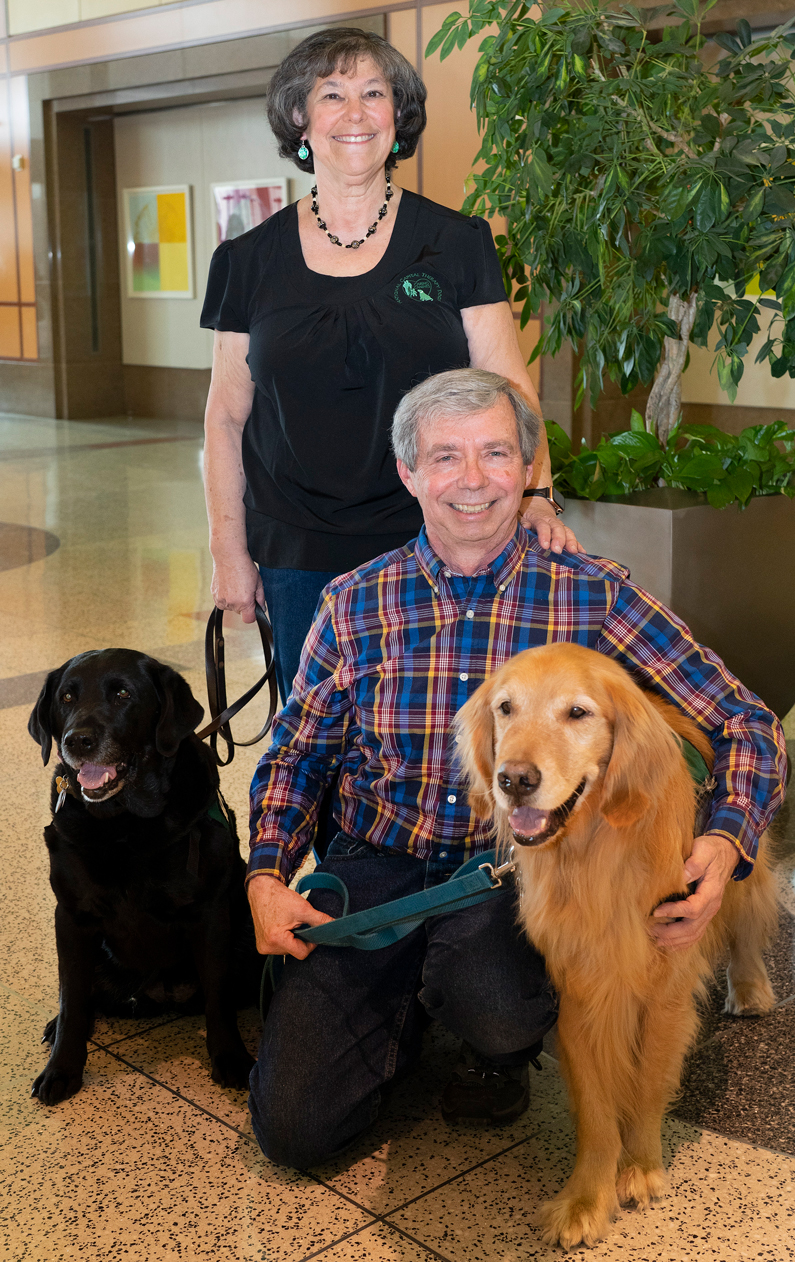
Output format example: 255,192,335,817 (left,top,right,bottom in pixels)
55,775,69,813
